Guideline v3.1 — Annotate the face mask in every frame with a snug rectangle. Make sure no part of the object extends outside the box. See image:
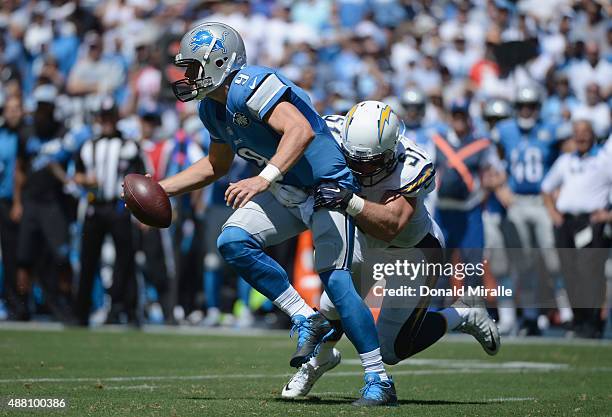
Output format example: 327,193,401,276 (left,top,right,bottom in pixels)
517,117,536,130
